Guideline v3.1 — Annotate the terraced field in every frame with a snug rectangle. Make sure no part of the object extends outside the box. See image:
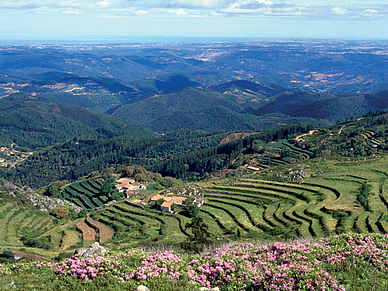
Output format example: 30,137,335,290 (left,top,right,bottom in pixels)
254,140,314,168
200,179,335,238
0,203,56,248
0,201,83,255
75,157,388,248
59,179,108,209
86,217,114,243
90,200,196,248
5,151,388,255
